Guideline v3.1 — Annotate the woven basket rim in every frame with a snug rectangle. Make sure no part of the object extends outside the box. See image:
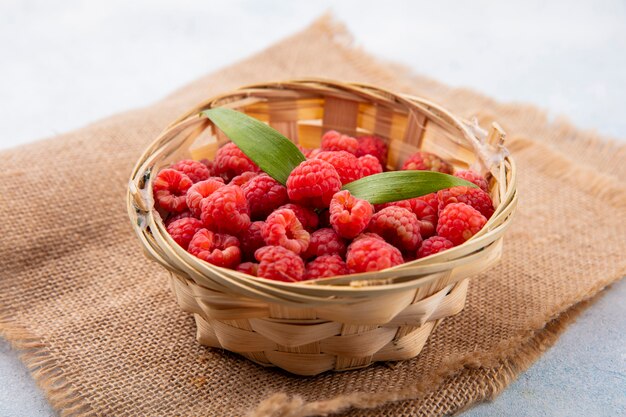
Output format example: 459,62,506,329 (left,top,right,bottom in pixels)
127,78,517,300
